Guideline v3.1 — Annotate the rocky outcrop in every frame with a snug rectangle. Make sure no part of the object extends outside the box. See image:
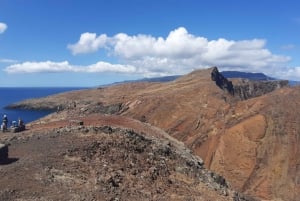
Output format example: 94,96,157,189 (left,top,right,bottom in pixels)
56,125,258,201
233,79,289,100
211,67,235,95
211,67,288,100
85,102,126,115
